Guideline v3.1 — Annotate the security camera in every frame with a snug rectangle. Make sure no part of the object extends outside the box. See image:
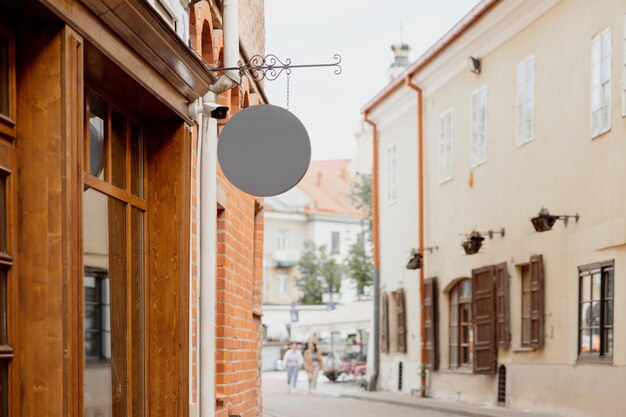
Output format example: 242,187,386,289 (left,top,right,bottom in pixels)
203,102,229,120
